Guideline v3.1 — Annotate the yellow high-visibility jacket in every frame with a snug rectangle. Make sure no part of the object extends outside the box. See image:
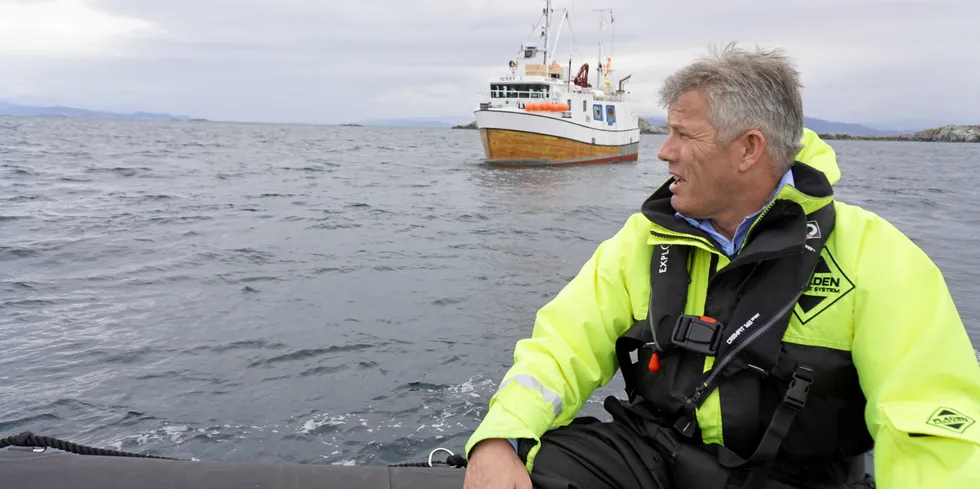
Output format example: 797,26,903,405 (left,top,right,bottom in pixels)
465,129,980,489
